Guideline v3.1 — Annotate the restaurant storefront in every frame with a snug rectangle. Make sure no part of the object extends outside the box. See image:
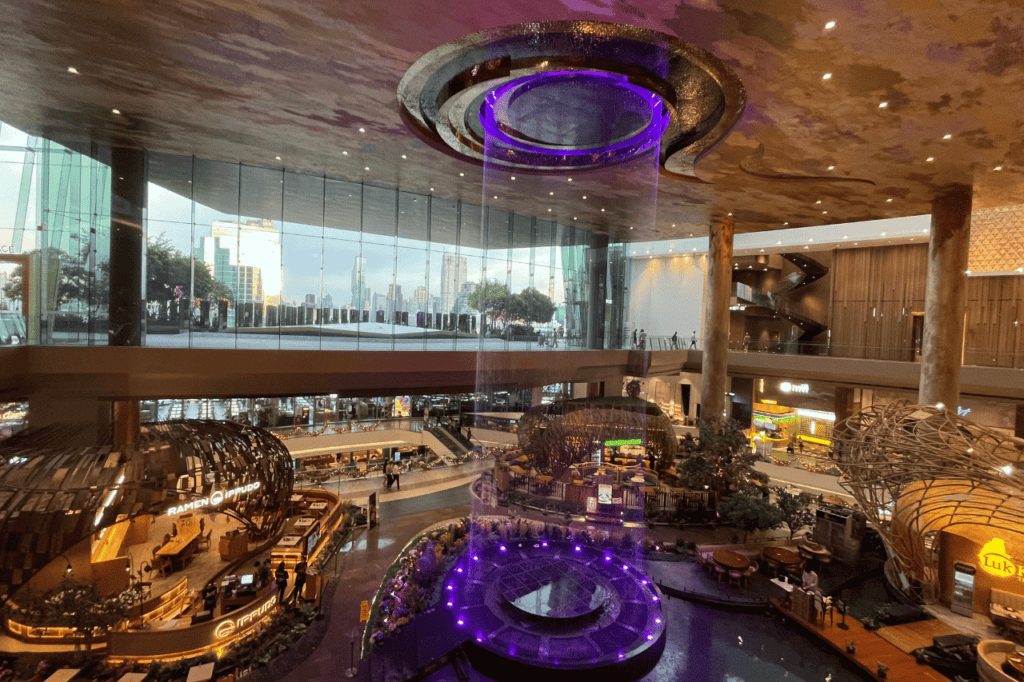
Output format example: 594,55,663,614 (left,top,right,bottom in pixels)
751,378,836,454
